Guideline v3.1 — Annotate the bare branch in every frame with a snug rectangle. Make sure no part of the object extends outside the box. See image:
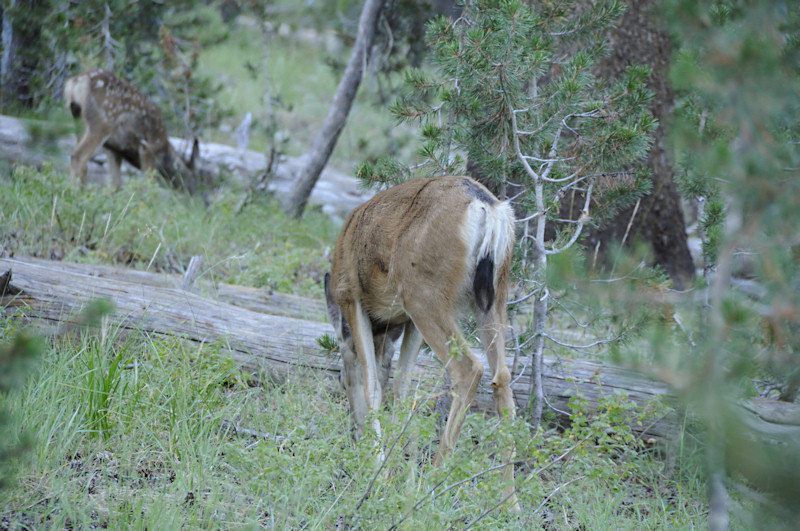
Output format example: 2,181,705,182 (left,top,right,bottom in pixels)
539,126,563,182
543,393,571,417
589,261,647,283
541,328,630,351
545,182,593,255
515,210,543,223
521,476,587,528
508,288,540,305
520,154,573,164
